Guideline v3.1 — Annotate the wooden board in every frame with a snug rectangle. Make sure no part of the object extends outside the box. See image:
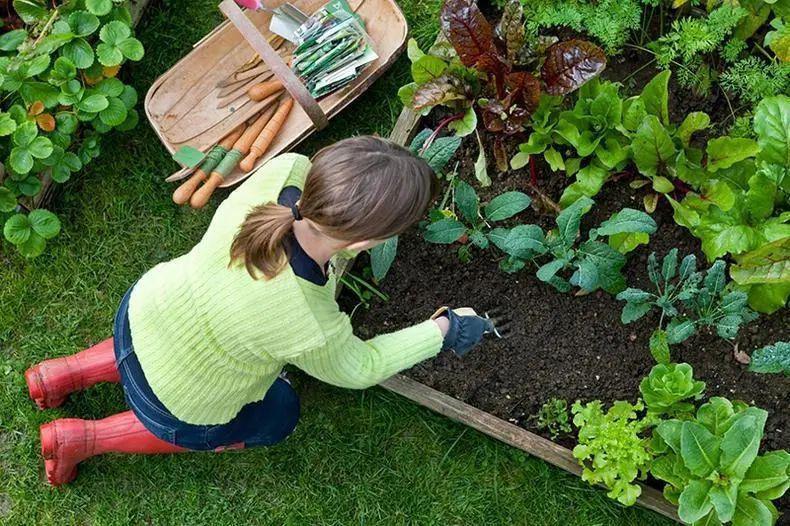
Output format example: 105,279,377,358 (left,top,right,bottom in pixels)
144,0,408,188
